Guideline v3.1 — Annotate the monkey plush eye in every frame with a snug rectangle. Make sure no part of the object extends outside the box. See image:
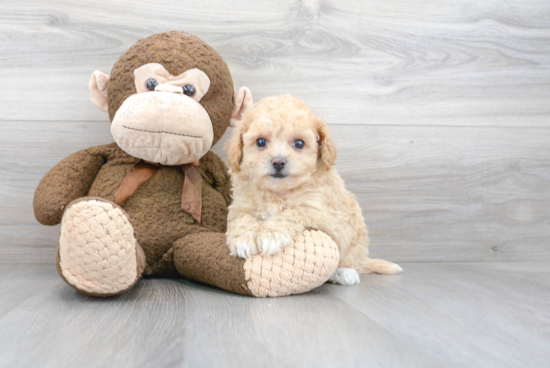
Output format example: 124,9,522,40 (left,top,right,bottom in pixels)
256,138,267,148
146,79,158,91
183,85,196,97
294,140,305,149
